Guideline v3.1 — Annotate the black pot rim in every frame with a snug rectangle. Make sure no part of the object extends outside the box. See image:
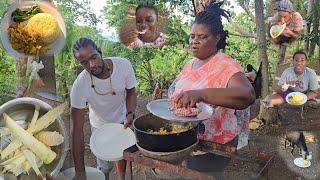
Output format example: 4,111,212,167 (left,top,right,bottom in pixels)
133,119,197,136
